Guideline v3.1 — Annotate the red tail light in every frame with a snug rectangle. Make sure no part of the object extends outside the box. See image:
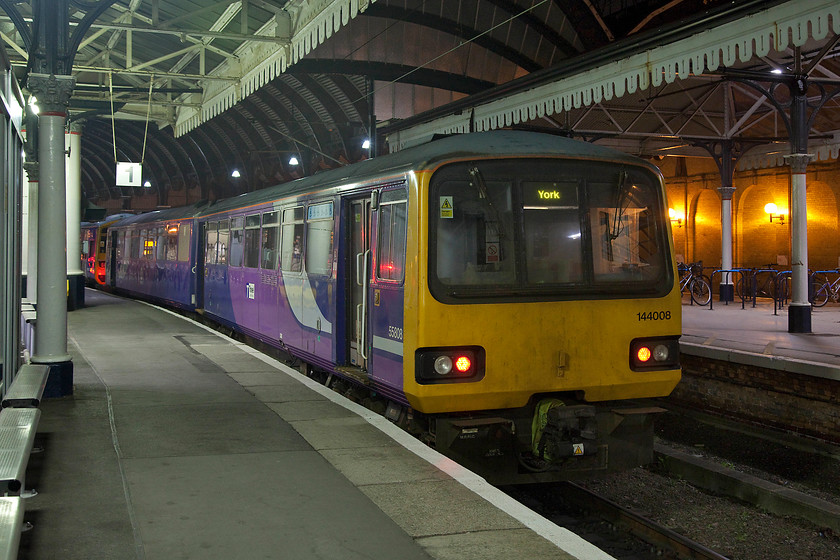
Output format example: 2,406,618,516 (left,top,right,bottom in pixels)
454,356,472,372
